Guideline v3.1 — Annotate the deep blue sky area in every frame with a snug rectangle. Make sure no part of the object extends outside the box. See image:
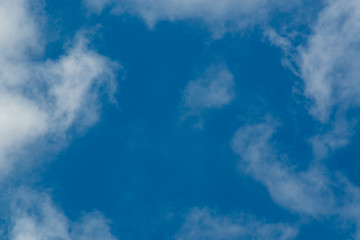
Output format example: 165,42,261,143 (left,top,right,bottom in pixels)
4,0,360,239
40,9,313,240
